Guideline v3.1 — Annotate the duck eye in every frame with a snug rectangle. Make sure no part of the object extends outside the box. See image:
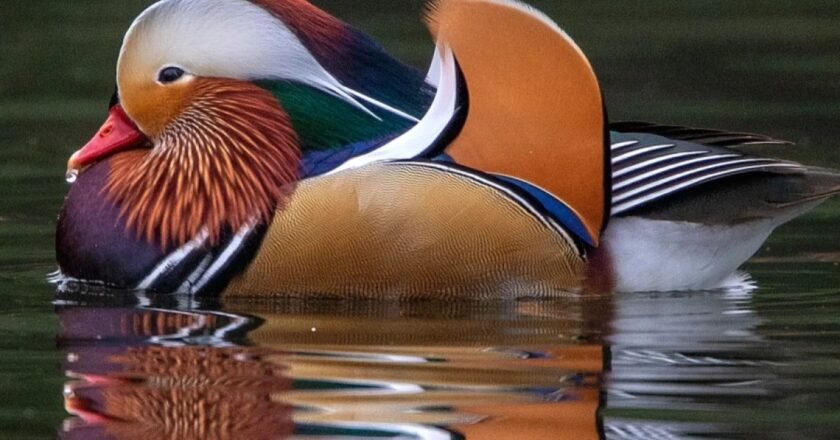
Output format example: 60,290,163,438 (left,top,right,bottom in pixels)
158,66,185,84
